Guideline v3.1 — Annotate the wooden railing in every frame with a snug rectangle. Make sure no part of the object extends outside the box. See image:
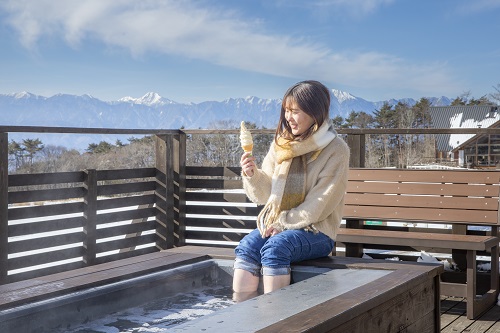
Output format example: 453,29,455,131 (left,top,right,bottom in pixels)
2,126,500,284
8,168,158,280
1,127,187,284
